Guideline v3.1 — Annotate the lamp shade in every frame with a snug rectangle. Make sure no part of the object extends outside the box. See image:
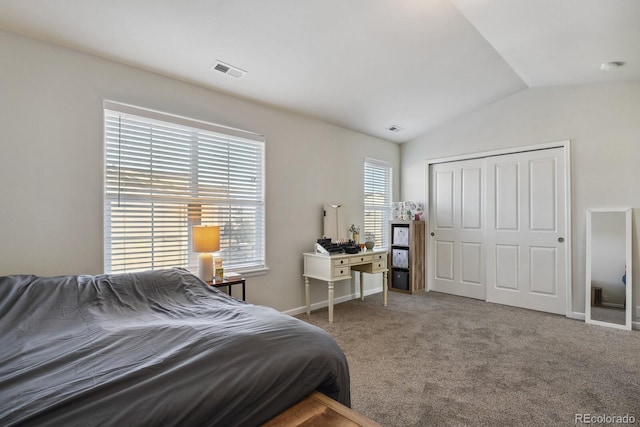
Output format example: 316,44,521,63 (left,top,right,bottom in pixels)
193,225,220,253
